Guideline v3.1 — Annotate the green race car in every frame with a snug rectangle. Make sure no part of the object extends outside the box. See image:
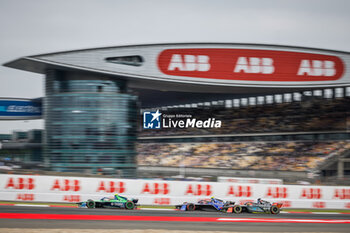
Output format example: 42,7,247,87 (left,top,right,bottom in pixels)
77,194,138,209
